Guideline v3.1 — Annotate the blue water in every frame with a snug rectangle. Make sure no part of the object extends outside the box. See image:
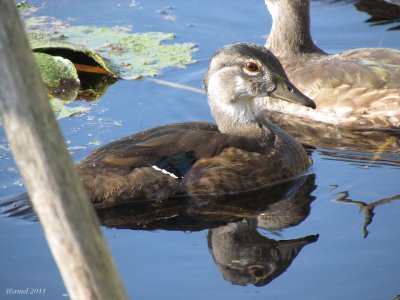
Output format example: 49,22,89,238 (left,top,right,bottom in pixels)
1,0,400,299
